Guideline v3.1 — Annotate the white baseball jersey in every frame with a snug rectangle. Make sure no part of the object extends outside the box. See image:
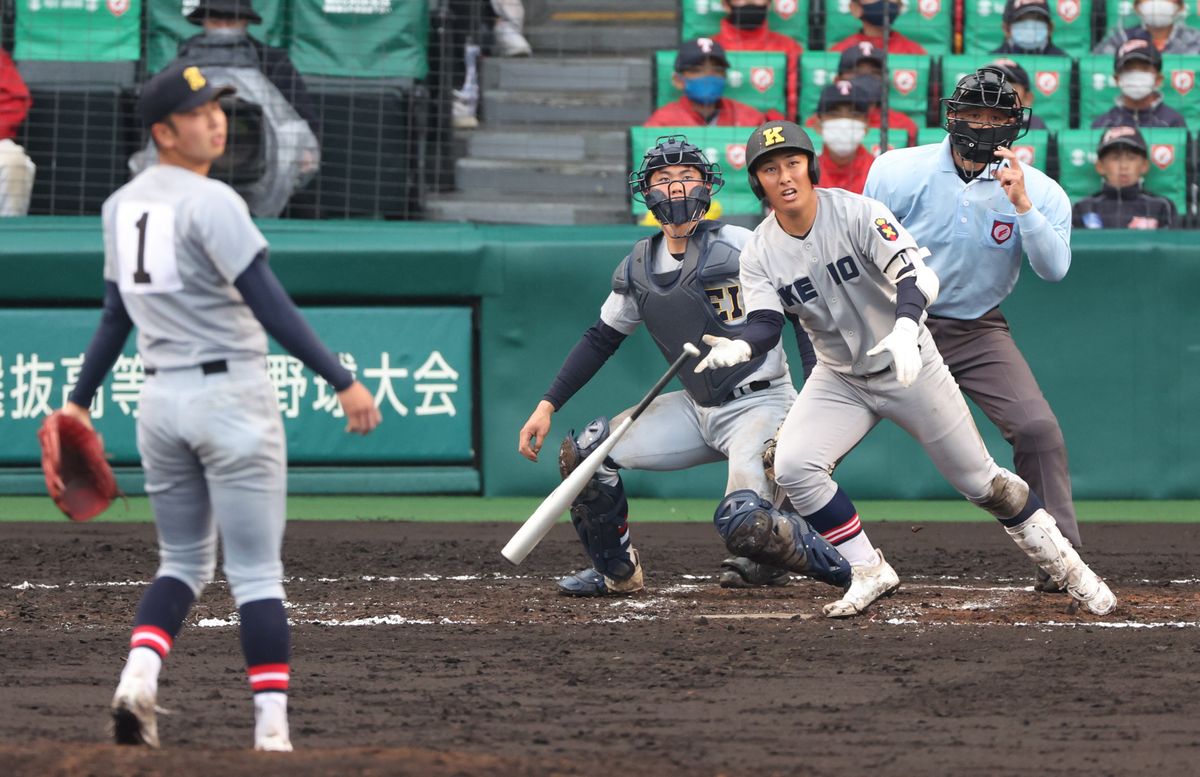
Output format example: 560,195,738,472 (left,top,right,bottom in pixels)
739,187,931,376
102,165,269,370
